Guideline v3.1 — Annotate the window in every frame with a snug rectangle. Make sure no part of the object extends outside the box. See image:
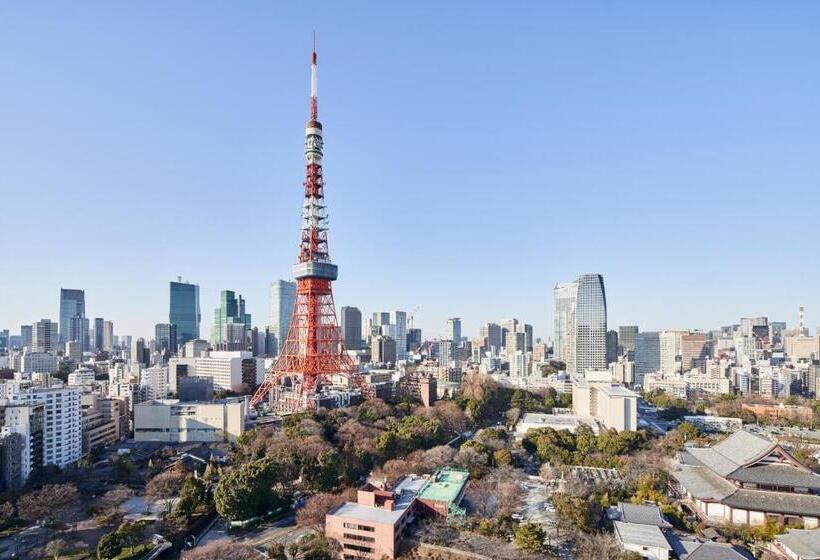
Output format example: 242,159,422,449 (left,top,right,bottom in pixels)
343,543,373,553
343,523,375,532
343,534,375,543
